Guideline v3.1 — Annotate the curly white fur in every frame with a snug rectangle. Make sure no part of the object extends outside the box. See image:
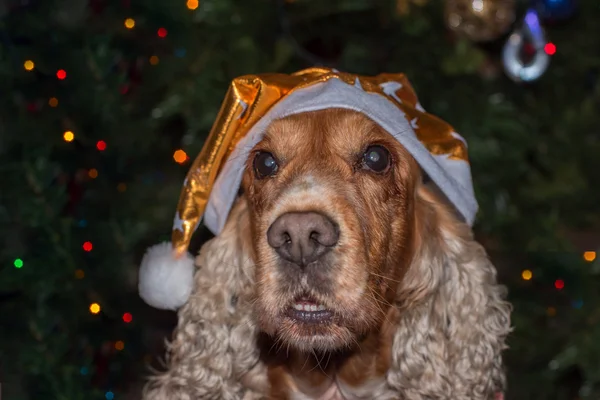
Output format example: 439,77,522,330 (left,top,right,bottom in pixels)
142,191,512,400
